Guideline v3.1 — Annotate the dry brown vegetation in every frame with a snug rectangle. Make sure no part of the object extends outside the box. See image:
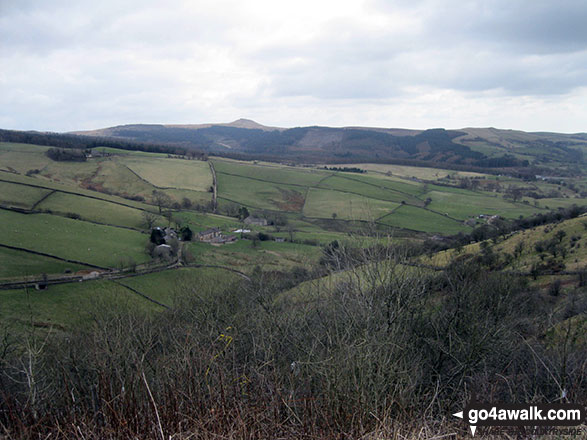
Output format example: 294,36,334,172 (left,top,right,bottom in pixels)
1,241,585,439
